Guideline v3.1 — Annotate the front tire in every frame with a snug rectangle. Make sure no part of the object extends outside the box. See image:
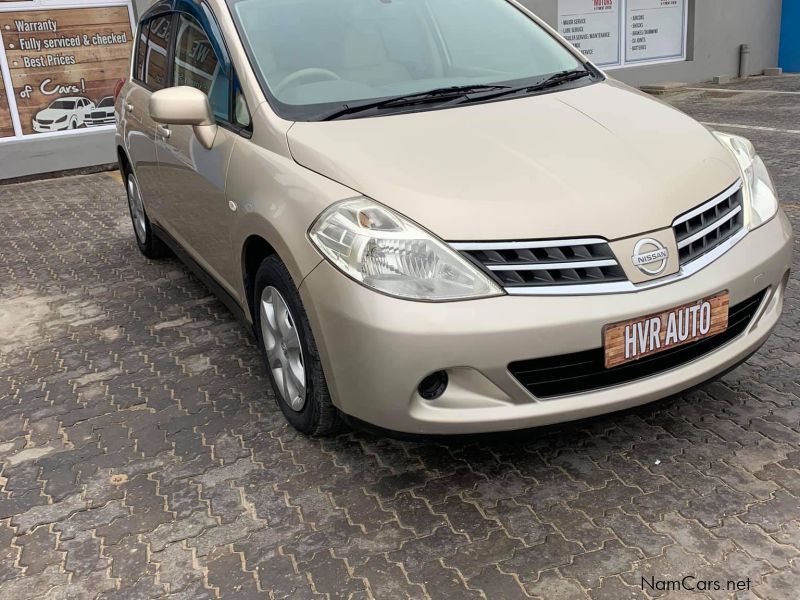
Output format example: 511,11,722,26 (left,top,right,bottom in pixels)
124,168,168,259
254,256,341,436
